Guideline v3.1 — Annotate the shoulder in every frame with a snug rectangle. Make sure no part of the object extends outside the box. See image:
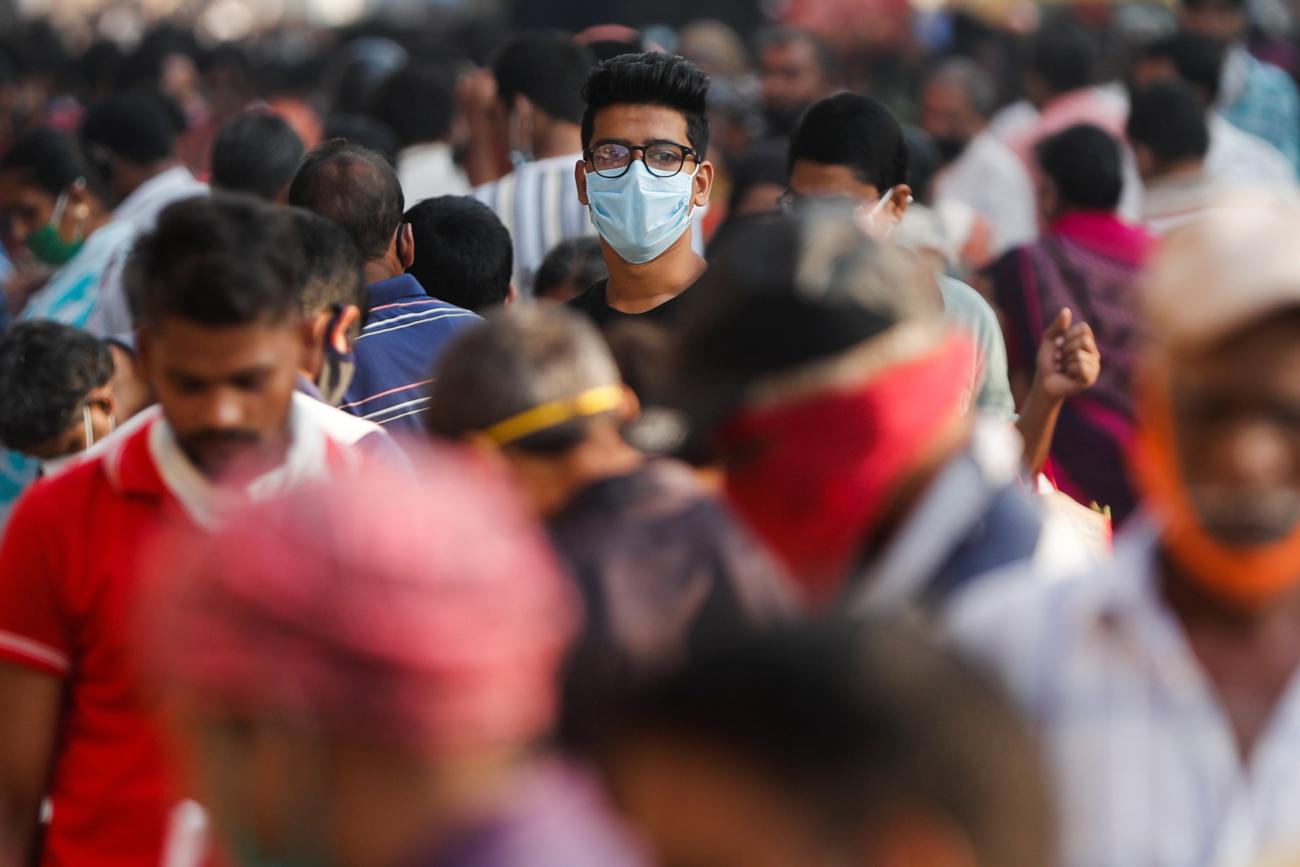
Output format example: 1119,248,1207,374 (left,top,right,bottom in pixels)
294,392,392,448
566,280,608,316
939,276,1001,338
